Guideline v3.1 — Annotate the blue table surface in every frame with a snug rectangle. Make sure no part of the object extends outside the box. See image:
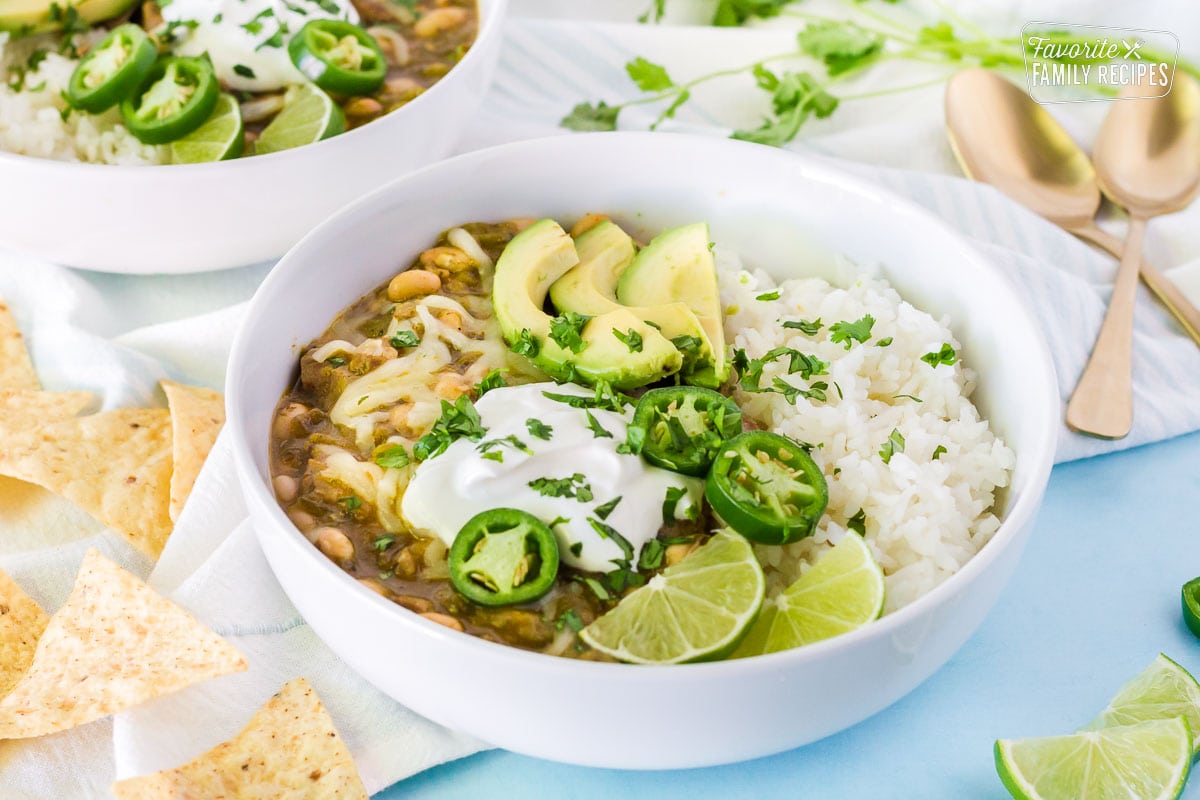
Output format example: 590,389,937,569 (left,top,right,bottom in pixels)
377,430,1200,800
